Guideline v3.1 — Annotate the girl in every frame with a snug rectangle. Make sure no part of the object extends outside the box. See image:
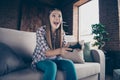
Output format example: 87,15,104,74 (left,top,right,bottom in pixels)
32,8,77,80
